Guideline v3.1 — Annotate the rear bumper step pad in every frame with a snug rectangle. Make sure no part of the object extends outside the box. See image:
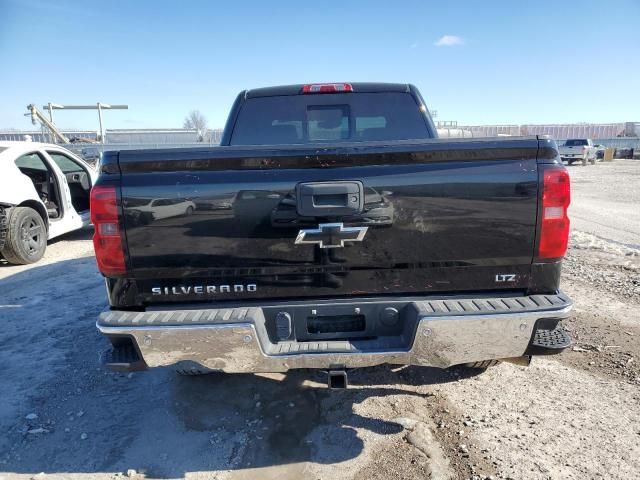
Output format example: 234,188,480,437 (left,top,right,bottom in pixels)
526,322,572,355
99,293,572,327
97,292,573,372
